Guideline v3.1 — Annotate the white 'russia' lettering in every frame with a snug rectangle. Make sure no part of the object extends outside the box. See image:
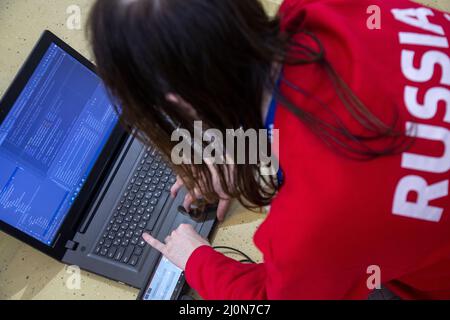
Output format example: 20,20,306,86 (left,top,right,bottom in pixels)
391,7,449,222
393,176,448,222
401,50,449,84
402,122,450,174
399,32,448,48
